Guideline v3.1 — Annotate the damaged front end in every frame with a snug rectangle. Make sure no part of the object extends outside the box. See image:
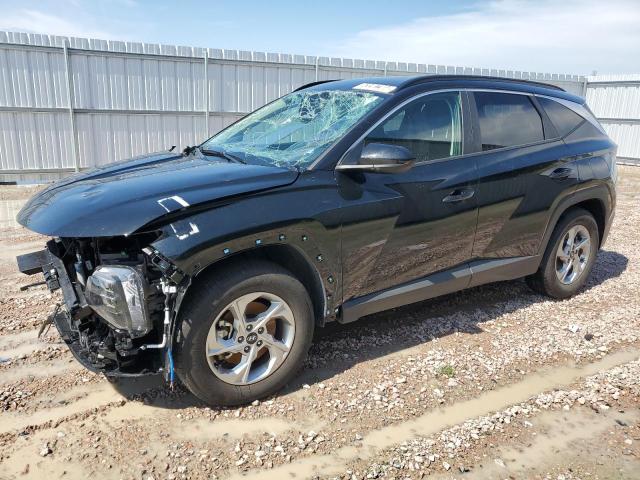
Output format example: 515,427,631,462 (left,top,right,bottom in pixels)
17,233,186,379
14,151,300,383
